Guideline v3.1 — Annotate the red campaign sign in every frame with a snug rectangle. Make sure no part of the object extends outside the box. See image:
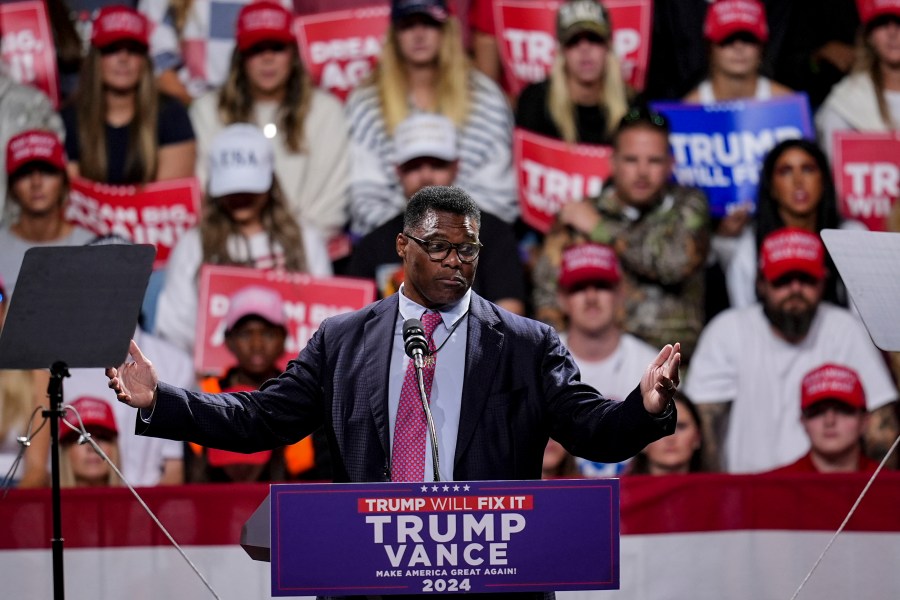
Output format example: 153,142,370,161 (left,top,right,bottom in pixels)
195,265,376,374
832,131,900,232
494,0,652,96
514,128,612,233
0,1,60,107
65,177,201,268
295,6,390,102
